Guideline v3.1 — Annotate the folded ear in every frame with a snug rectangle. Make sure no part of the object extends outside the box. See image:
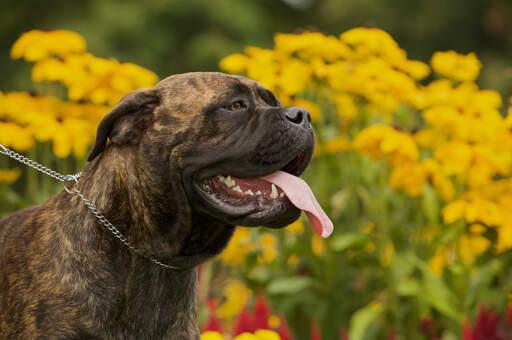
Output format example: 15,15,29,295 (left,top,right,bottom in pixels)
87,88,159,162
